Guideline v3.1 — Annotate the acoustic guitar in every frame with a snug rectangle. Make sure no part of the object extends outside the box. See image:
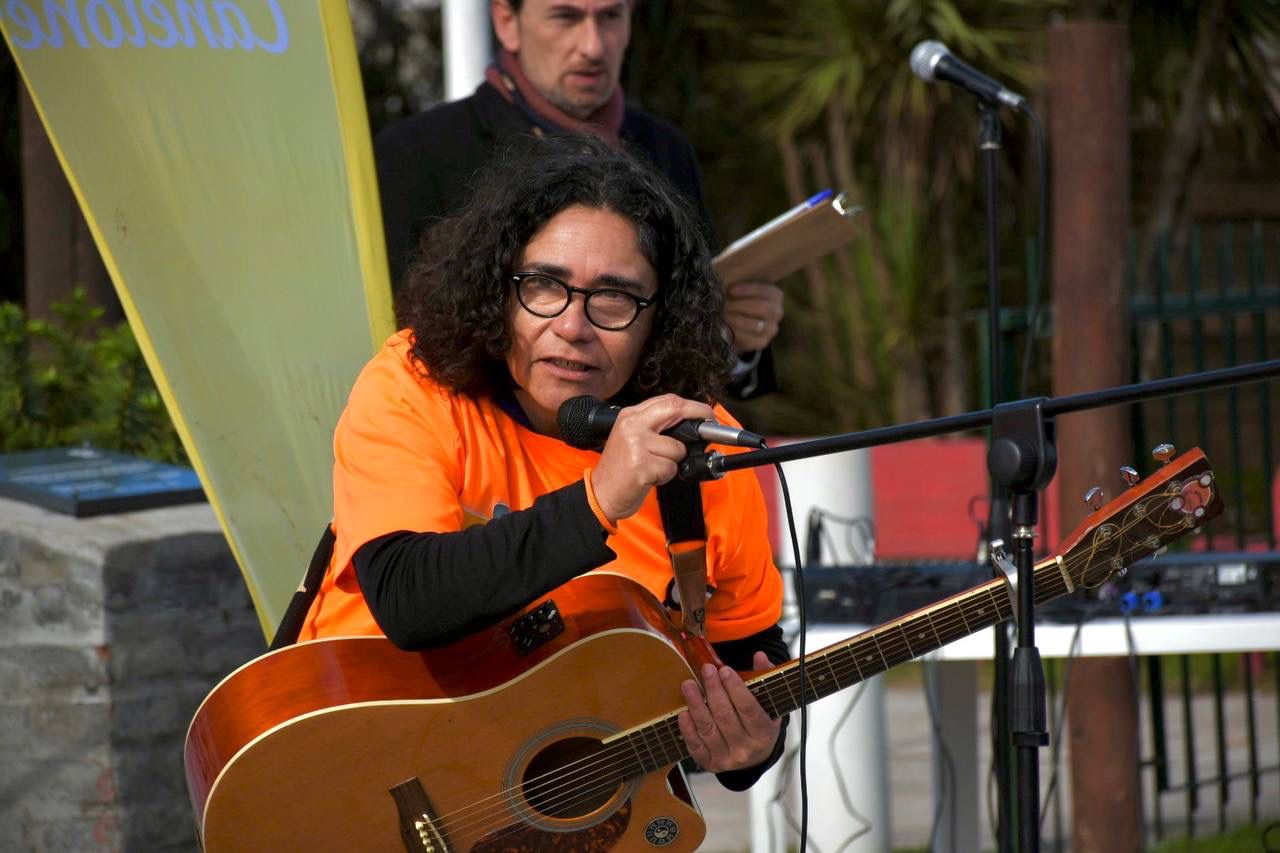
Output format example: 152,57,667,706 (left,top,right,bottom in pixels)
185,448,1221,851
